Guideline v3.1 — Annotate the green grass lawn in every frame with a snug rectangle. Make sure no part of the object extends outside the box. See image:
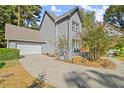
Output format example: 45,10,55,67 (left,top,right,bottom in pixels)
110,48,124,62
0,60,18,69
116,56,124,62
